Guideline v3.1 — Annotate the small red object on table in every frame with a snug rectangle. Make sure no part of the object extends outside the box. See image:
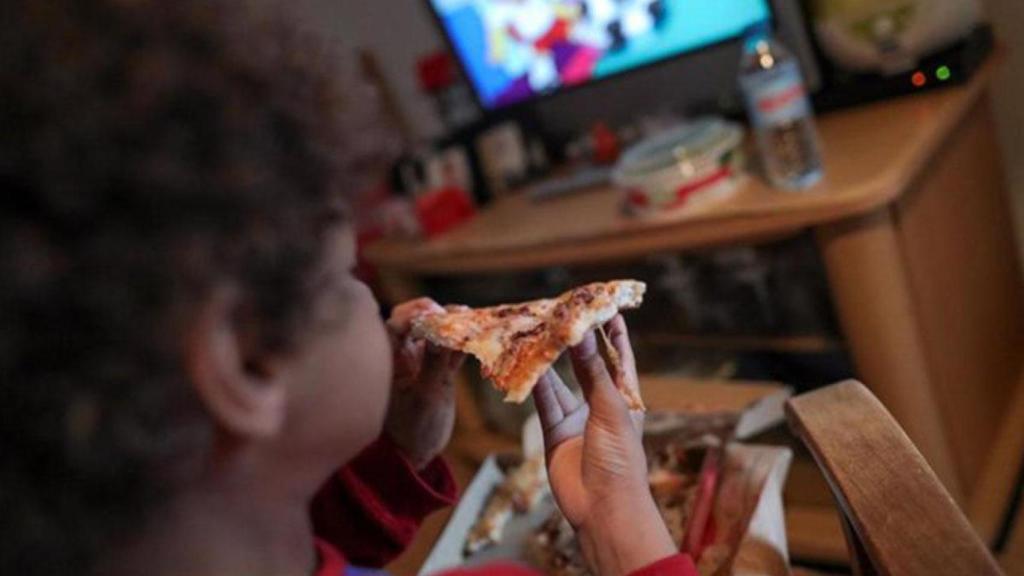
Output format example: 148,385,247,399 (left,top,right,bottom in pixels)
415,187,476,238
417,52,457,93
590,122,621,165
